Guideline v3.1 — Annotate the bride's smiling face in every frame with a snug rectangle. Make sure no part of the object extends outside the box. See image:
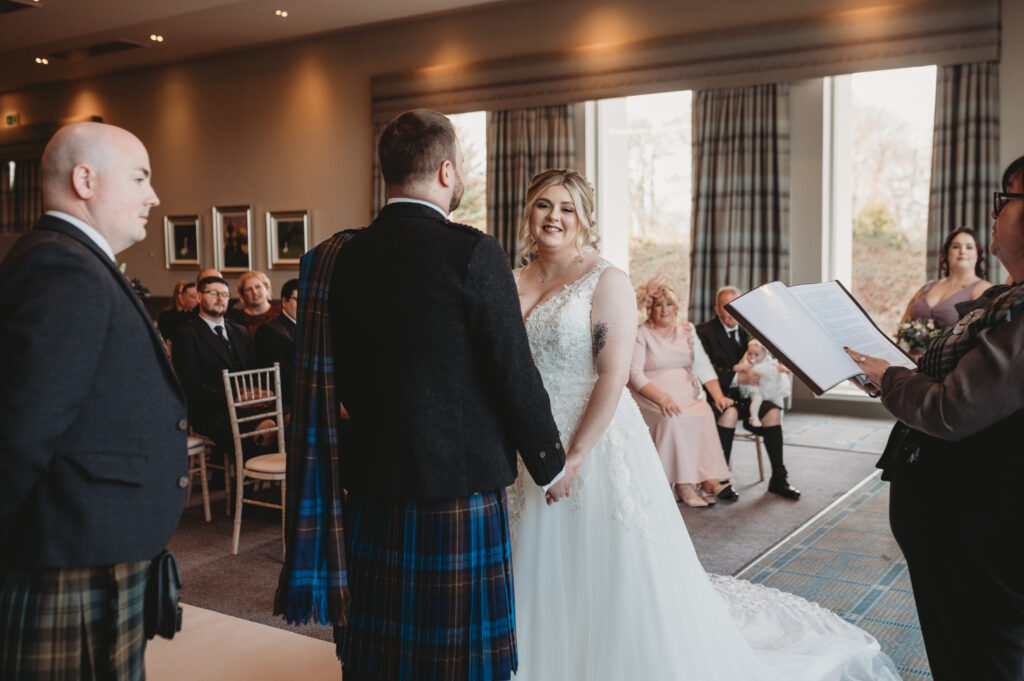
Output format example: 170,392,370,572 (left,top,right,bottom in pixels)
529,185,579,251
